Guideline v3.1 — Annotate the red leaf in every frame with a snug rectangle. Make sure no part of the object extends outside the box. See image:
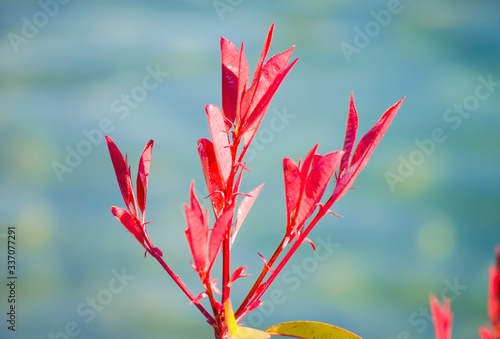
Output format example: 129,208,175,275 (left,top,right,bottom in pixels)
198,138,225,215
235,42,249,128
232,184,264,244
237,23,274,131
429,294,453,339
111,206,144,246
295,150,343,228
228,266,251,287
241,45,295,127
136,140,153,222
221,37,241,127
287,145,318,227
221,38,249,129
206,104,233,184
241,57,298,146
339,93,358,175
351,97,404,167
190,292,208,304
248,46,295,117
209,278,222,295
207,206,234,272
302,237,316,251
184,181,208,275
258,253,274,274
106,136,137,216
283,158,301,226
333,98,404,203
250,23,274,90
299,144,319,188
